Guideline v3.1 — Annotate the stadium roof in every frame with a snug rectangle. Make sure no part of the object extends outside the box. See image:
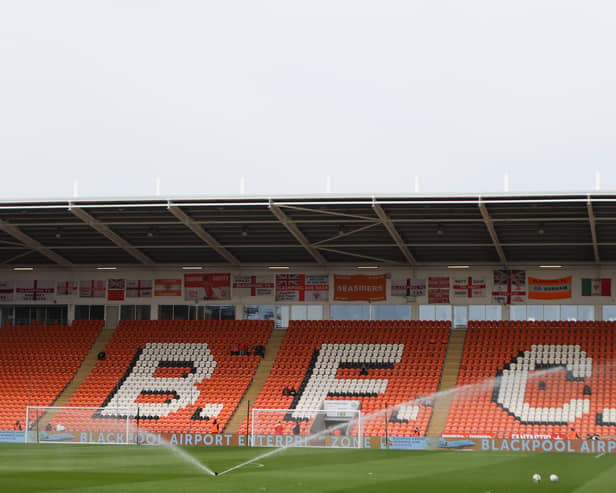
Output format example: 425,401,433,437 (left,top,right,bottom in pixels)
0,193,615,269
